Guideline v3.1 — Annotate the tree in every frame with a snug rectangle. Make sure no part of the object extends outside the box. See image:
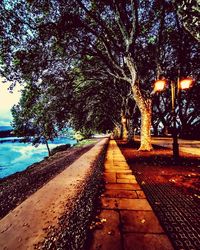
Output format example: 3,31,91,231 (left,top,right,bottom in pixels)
73,0,157,150
1,0,199,150
11,84,54,156
0,0,156,150
70,59,129,136
150,1,200,138
11,69,74,156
